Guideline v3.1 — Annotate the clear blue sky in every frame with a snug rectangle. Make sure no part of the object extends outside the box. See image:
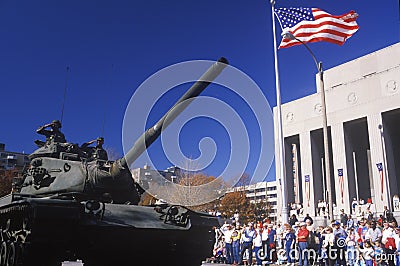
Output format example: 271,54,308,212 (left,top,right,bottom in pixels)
1,0,398,182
